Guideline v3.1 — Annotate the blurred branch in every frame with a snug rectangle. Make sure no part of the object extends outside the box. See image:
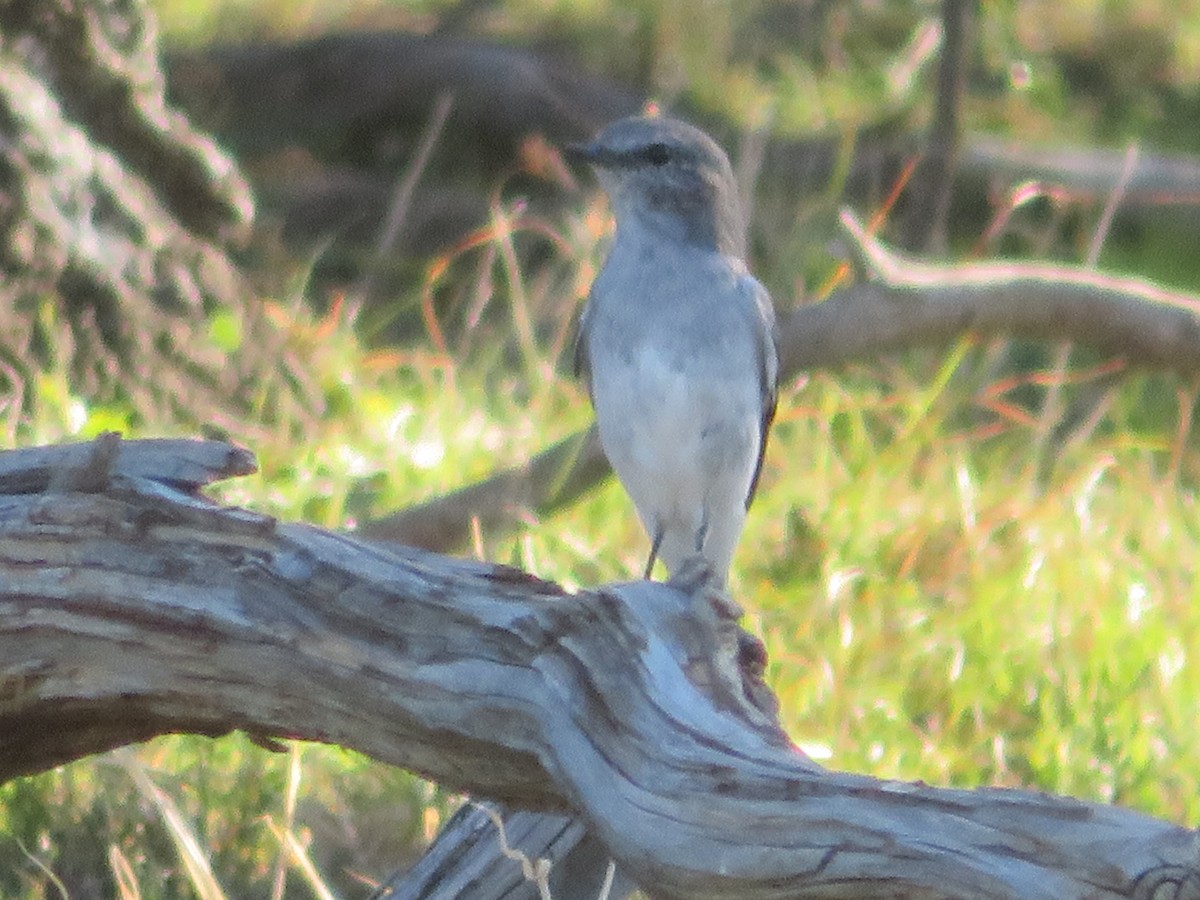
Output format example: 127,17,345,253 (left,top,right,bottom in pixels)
959,135,1200,206
3,436,1196,899
356,91,455,304
164,30,1200,273
363,209,1200,552
898,0,974,251
787,208,1200,372
432,0,505,34
359,427,607,549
